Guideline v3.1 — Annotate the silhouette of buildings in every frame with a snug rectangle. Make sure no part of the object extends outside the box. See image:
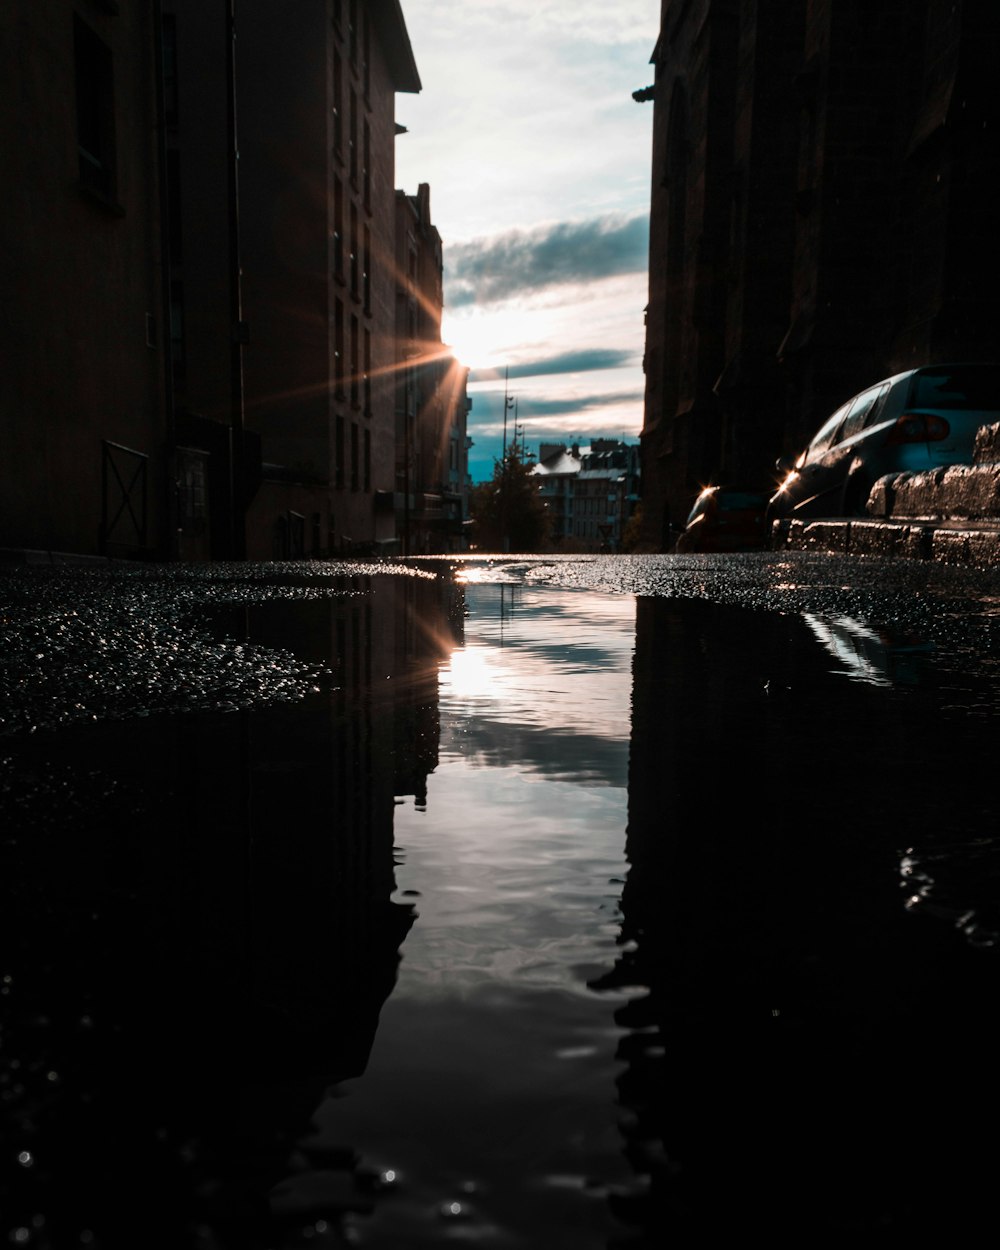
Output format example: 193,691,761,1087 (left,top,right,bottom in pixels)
638,0,1000,548
2,2,469,561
